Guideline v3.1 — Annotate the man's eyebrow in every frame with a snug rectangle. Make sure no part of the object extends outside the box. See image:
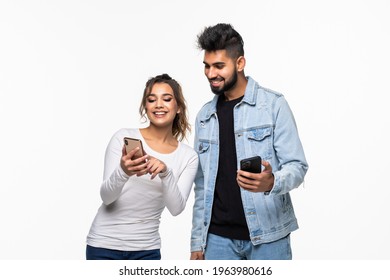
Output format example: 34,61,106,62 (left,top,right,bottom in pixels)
203,61,225,66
